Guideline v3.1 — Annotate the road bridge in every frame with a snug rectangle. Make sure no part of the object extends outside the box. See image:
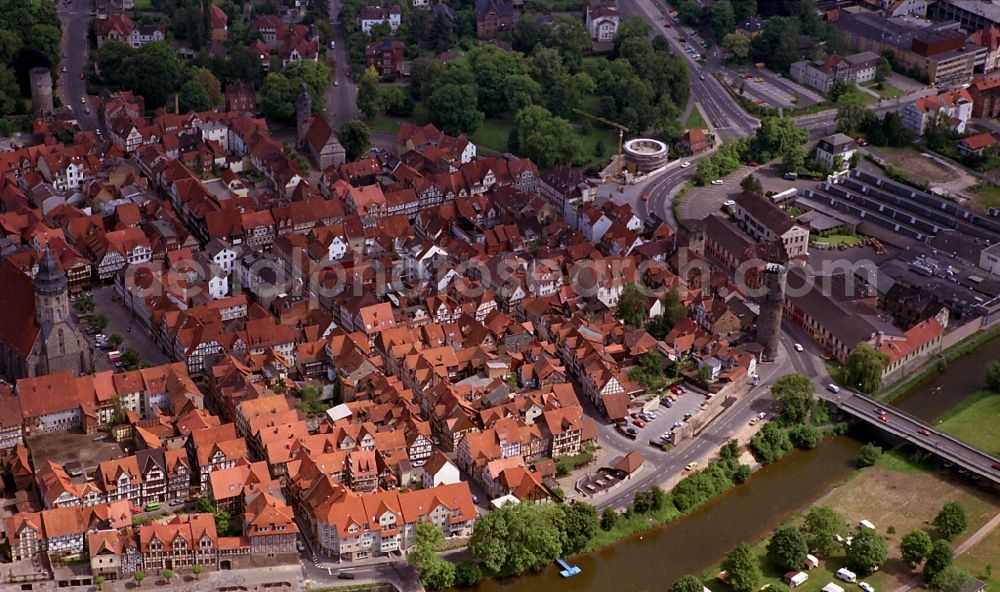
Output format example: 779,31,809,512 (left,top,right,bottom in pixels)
823,390,1000,485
